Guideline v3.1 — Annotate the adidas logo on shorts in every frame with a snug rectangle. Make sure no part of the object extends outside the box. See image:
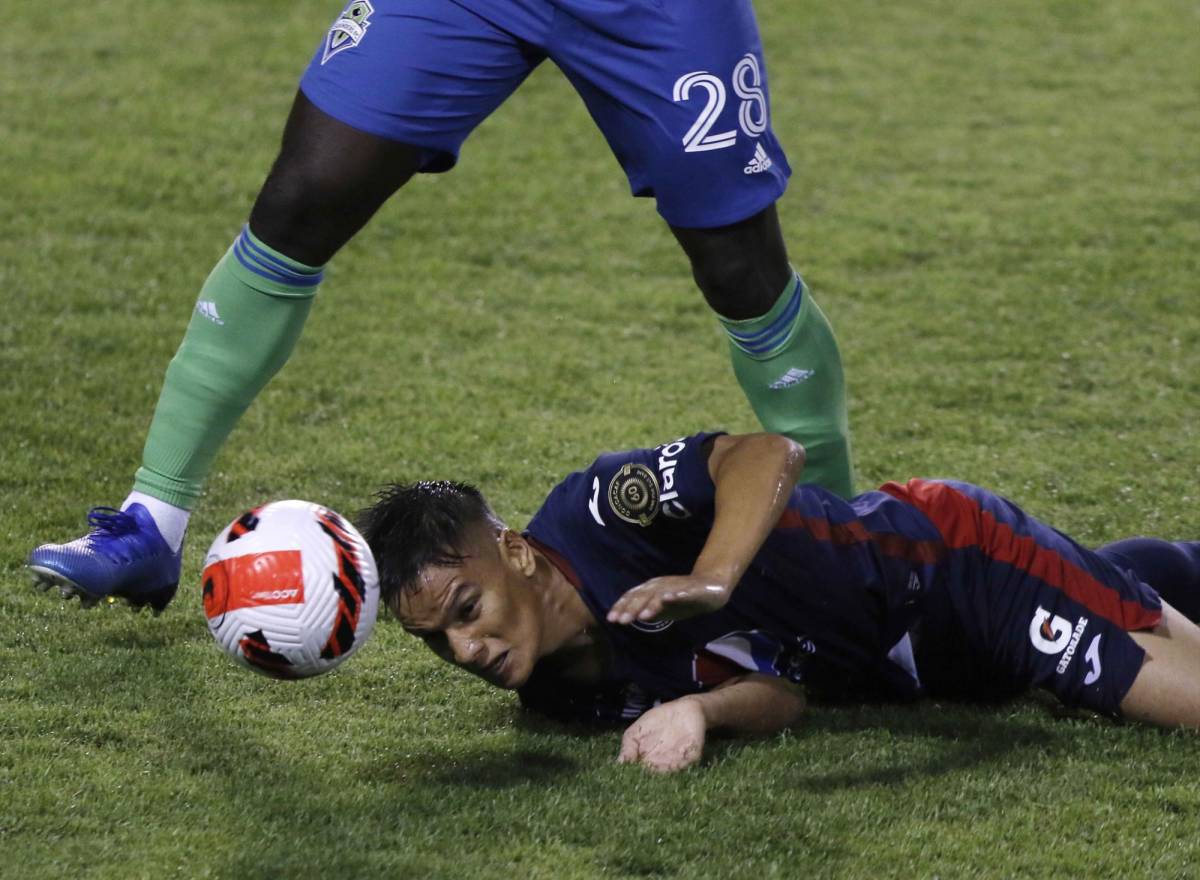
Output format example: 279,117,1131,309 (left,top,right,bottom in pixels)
743,143,773,175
